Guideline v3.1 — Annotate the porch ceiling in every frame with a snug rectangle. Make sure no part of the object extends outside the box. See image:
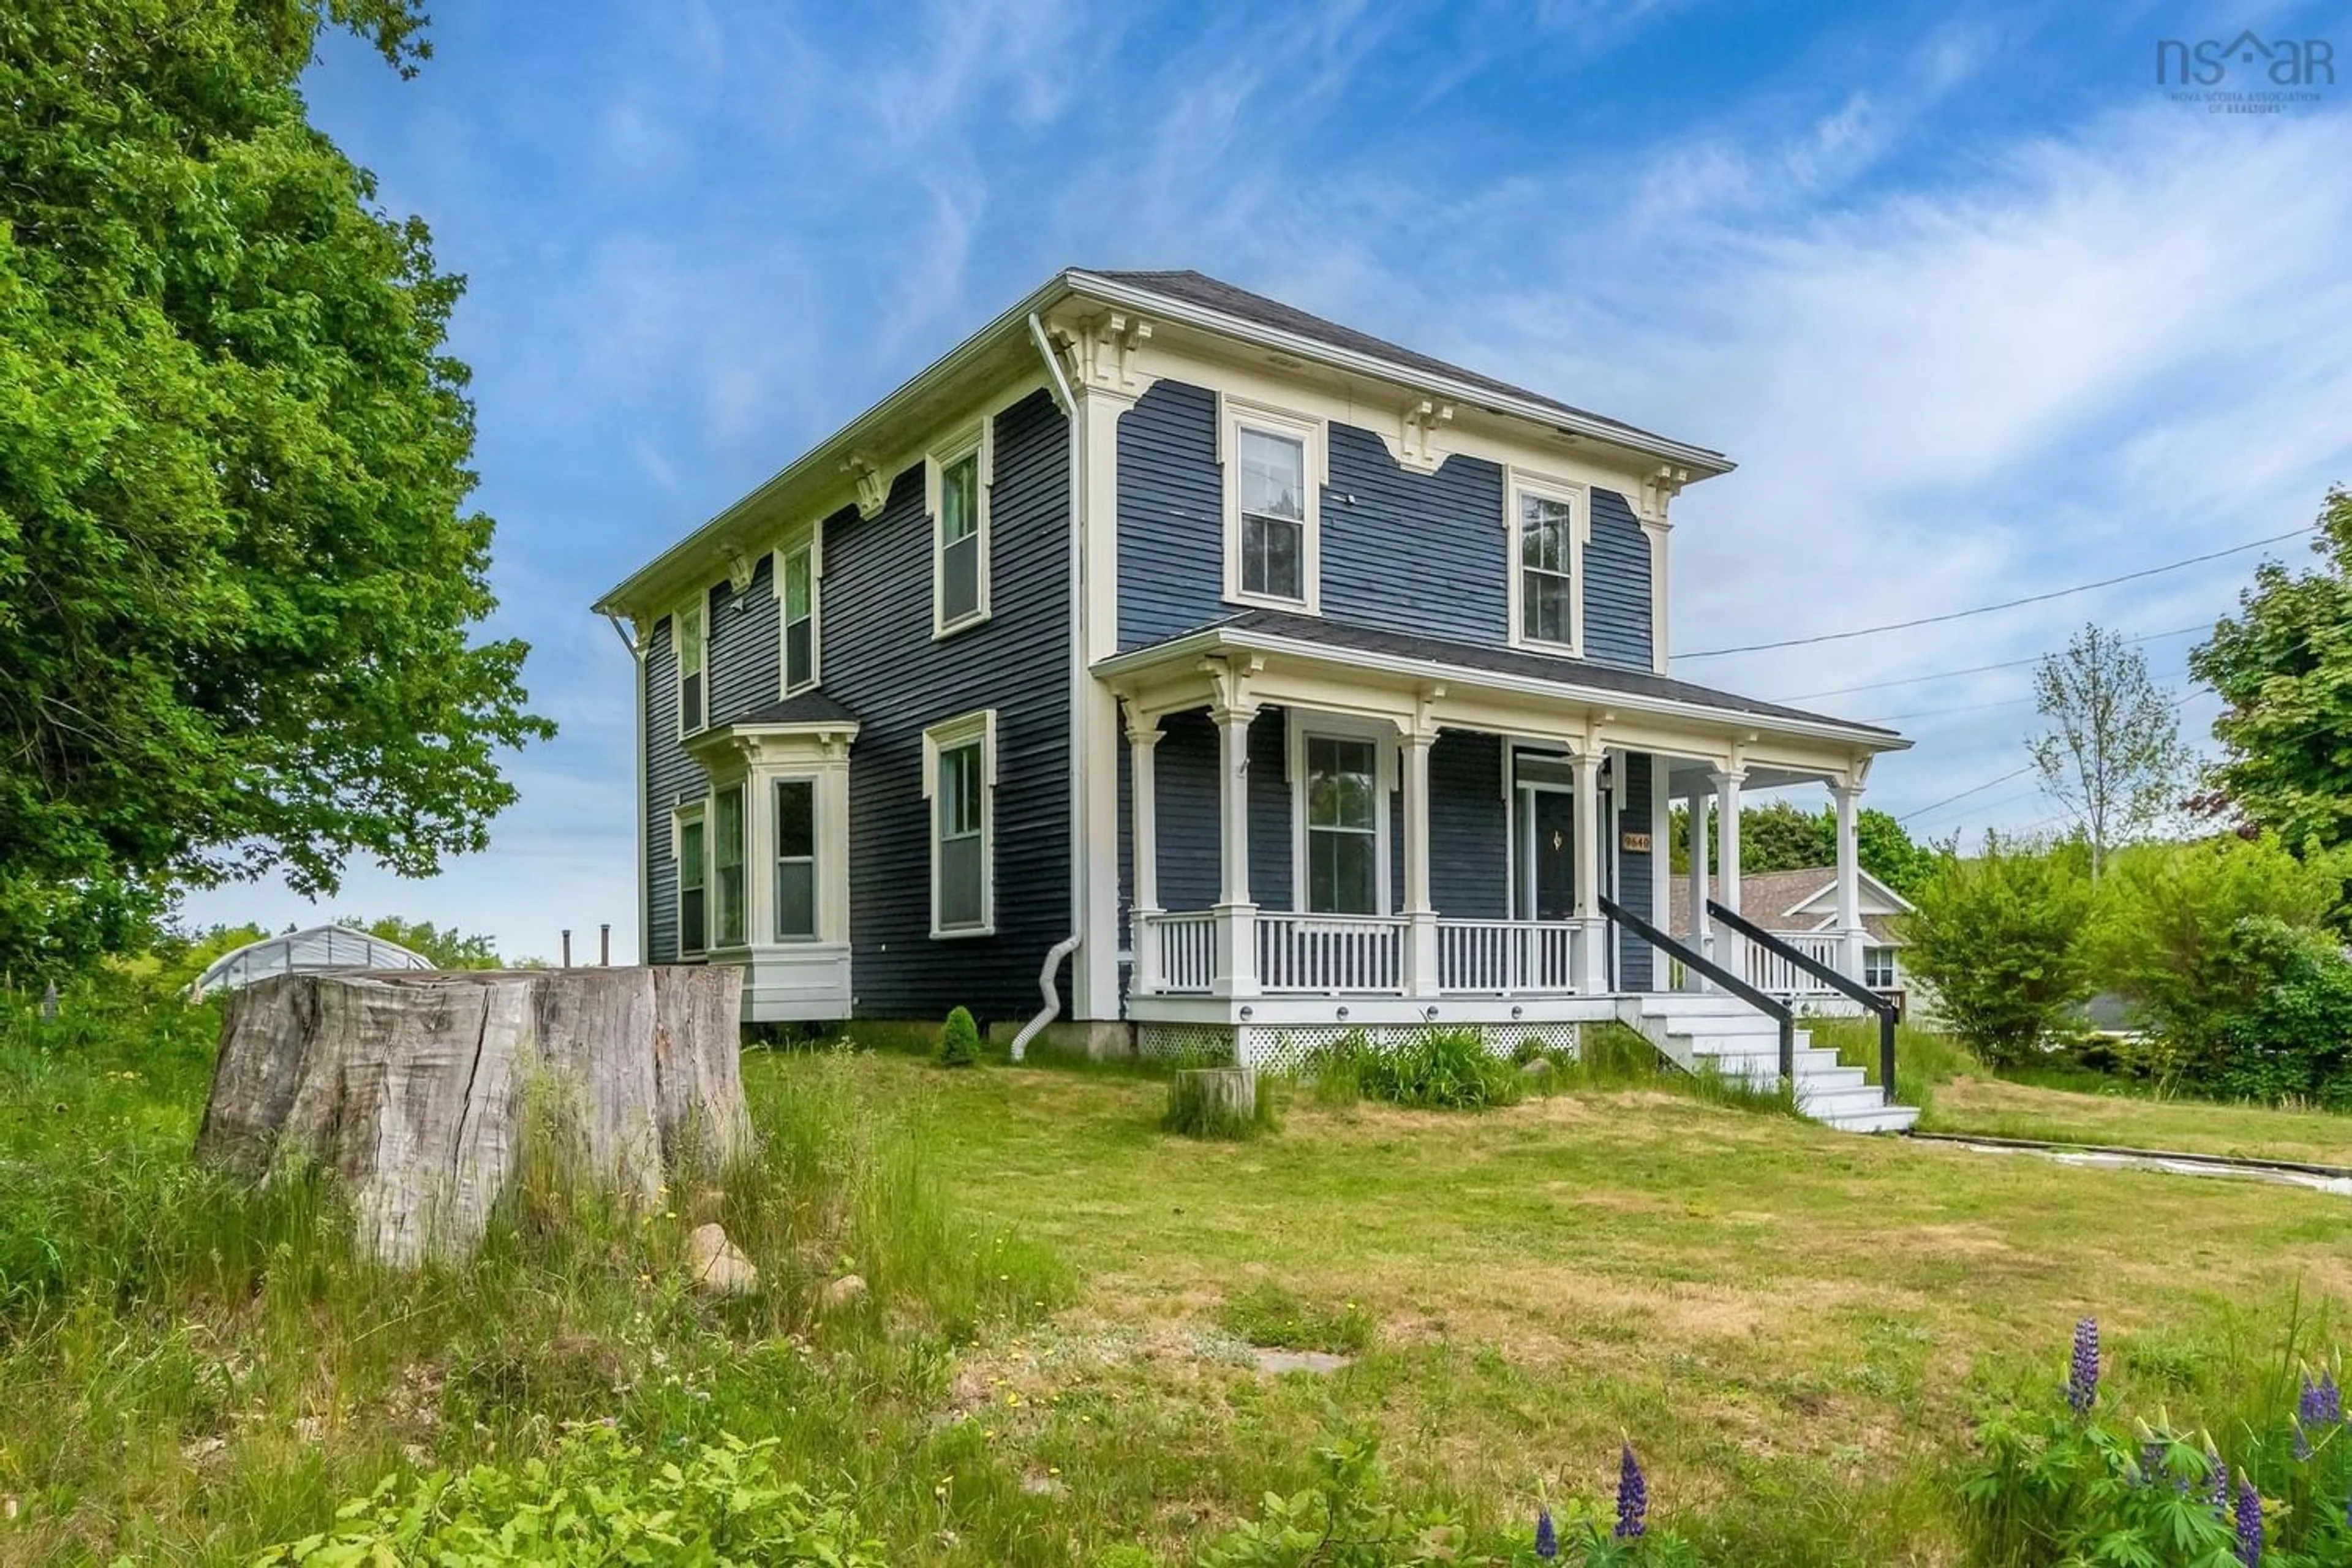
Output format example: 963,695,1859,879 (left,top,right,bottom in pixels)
1095,609,1908,780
